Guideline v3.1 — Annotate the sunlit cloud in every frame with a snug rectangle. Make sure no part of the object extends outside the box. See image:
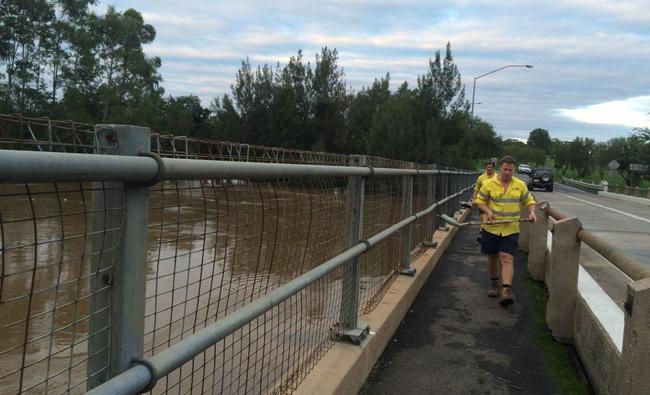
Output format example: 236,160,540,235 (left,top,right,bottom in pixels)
558,96,650,128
